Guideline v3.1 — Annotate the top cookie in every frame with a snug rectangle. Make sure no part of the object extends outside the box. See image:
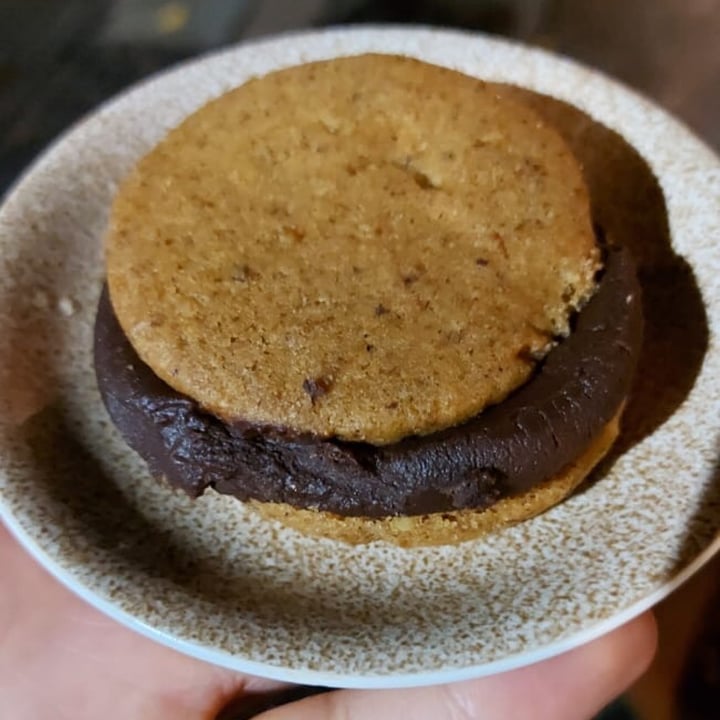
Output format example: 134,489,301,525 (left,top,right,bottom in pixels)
105,54,599,444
